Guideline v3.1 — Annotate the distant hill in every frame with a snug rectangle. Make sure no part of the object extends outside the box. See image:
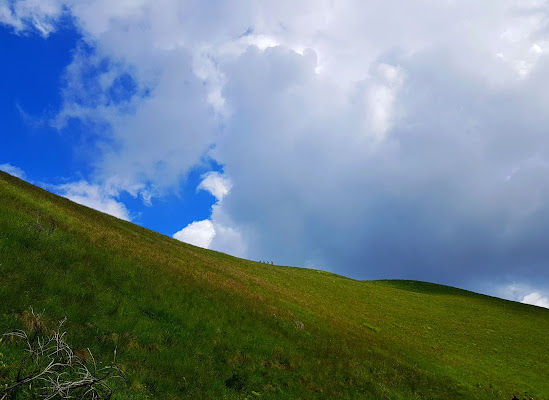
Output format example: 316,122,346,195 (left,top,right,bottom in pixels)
1,170,547,399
